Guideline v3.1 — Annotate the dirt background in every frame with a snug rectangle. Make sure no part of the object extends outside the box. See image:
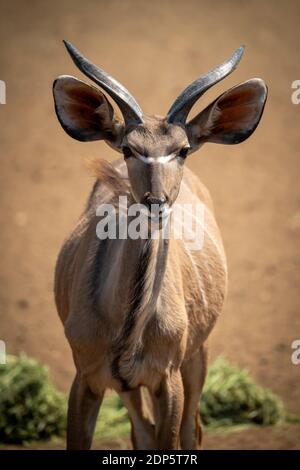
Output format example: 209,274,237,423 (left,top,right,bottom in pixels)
0,0,300,449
